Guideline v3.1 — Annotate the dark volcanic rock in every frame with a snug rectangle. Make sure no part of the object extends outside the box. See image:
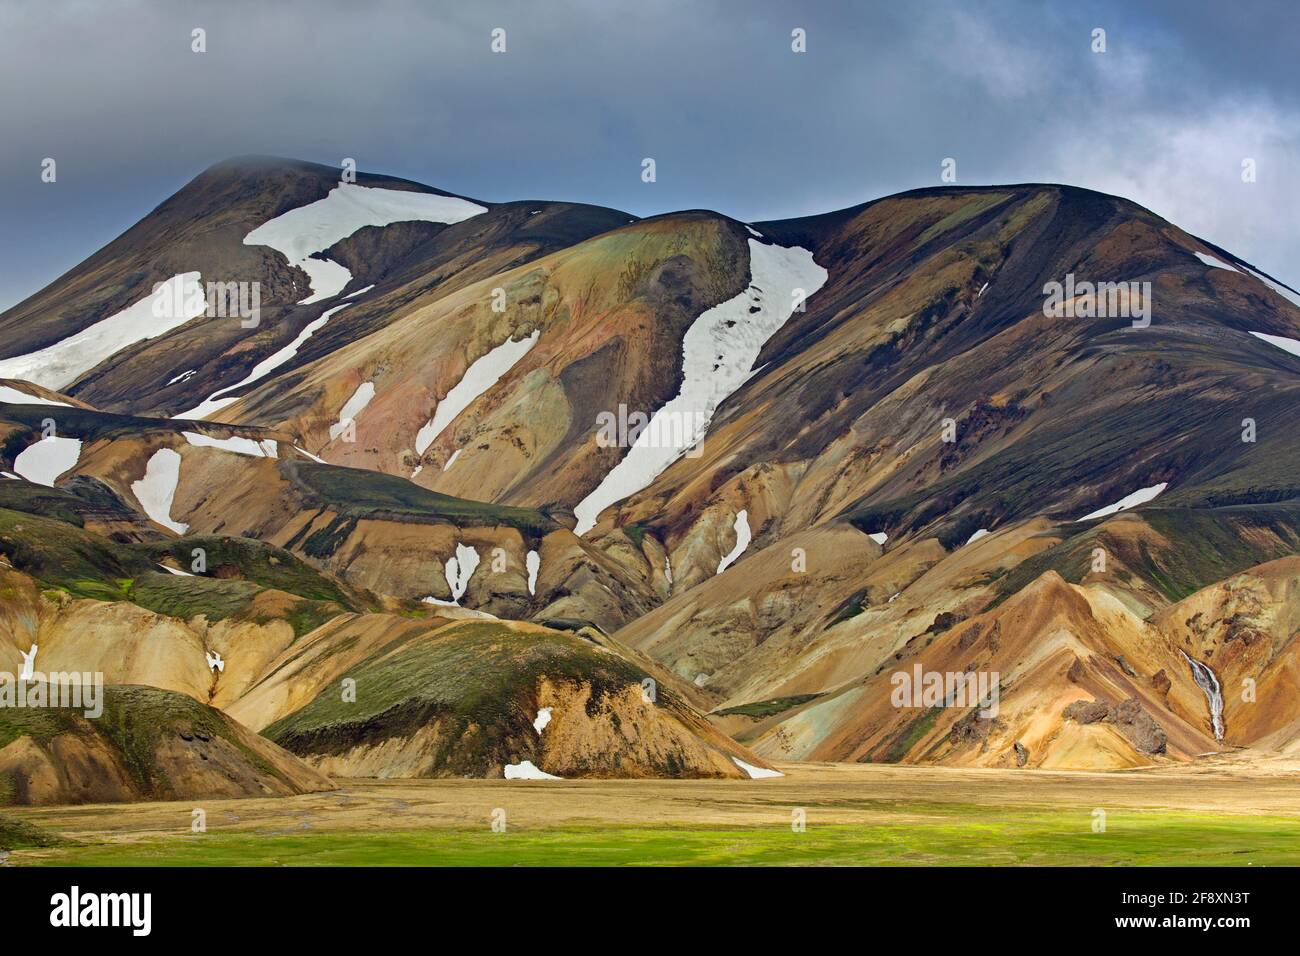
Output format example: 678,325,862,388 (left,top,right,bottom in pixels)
927,611,964,635
1063,699,1110,724
956,622,983,649
949,710,1000,749
1013,741,1029,767
1112,698,1168,755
